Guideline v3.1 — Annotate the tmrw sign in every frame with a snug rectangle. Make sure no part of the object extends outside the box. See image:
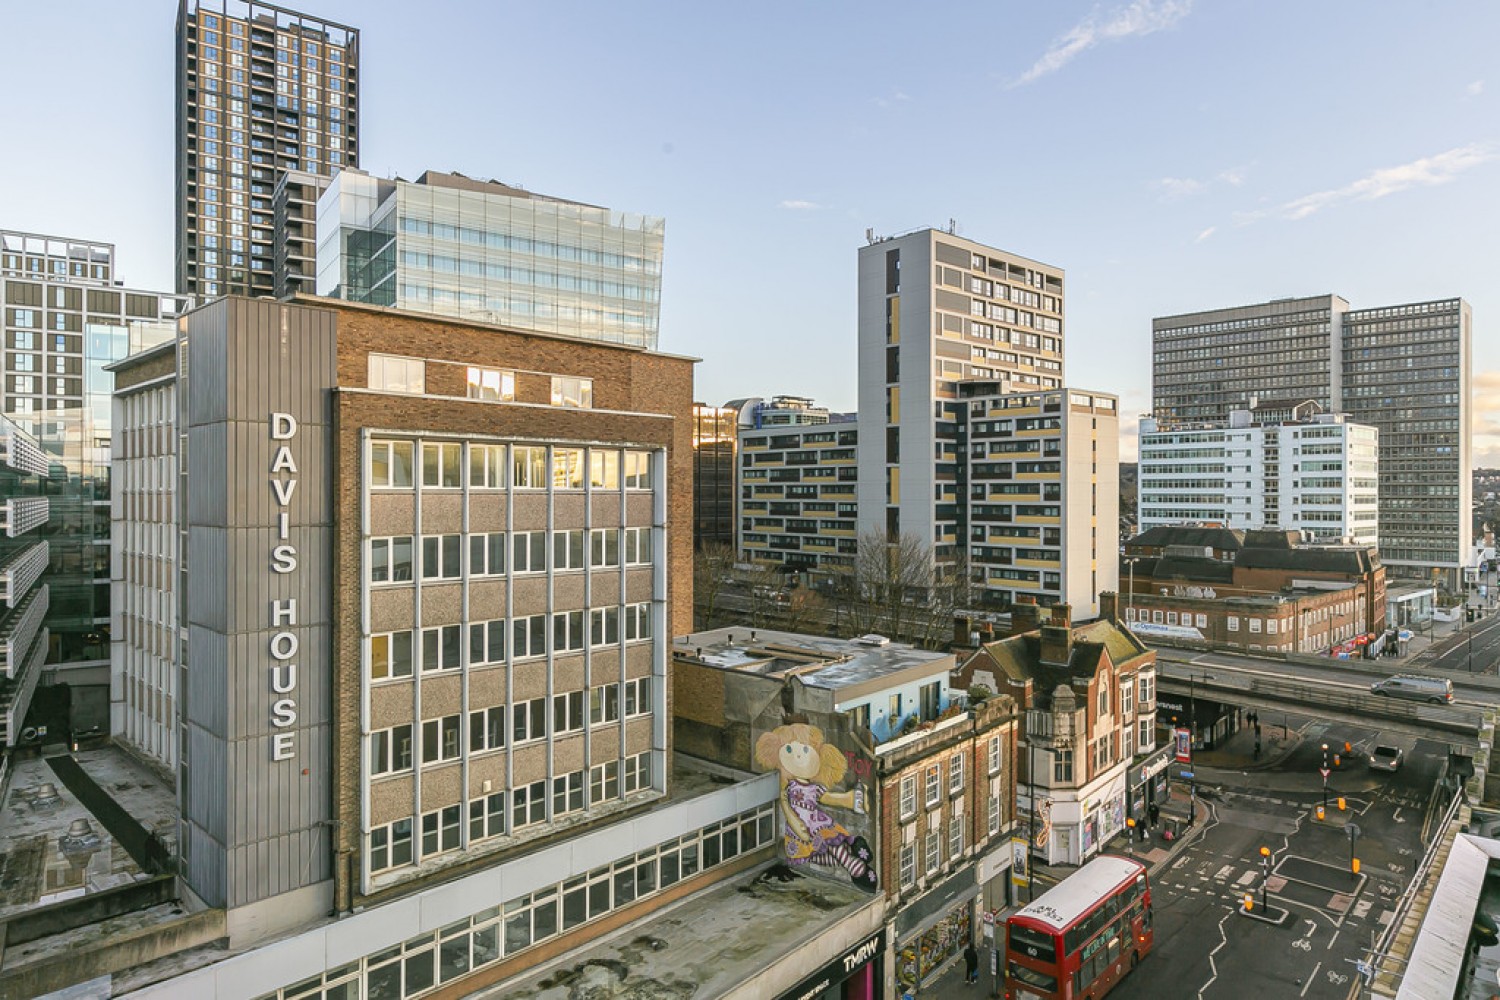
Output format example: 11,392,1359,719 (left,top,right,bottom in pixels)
268,411,302,761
